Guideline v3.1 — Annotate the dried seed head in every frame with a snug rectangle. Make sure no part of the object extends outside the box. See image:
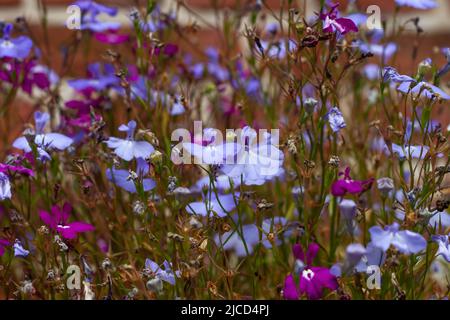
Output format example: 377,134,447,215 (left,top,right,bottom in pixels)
132,200,146,216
